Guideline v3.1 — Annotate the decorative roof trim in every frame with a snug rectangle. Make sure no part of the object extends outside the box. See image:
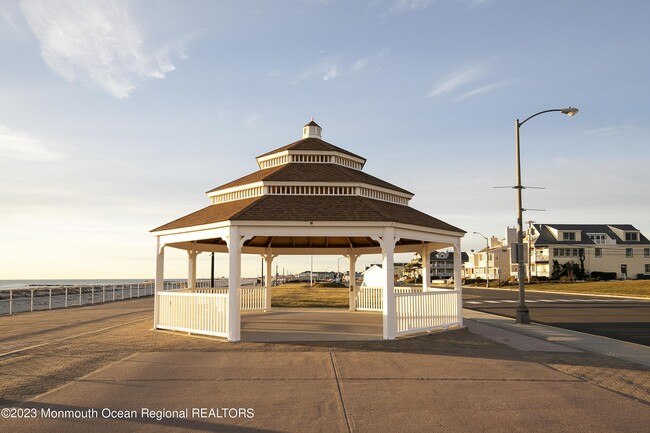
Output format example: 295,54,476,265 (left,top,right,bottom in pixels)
207,180,413,205
256,149,366,170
